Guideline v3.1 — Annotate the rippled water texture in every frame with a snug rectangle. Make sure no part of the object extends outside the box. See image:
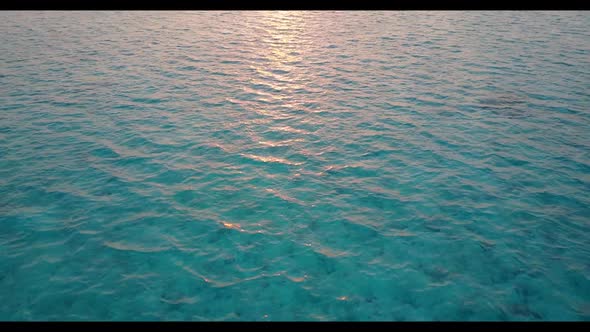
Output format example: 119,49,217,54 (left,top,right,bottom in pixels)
1,11,589,321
